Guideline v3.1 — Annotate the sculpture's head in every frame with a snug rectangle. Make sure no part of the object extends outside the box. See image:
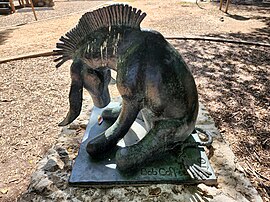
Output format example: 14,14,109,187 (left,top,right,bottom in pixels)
58,62,112,127
82,66,111,108
55,4,147,126
54,4,146,68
